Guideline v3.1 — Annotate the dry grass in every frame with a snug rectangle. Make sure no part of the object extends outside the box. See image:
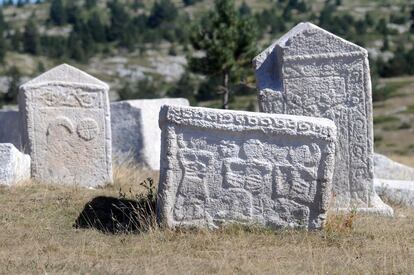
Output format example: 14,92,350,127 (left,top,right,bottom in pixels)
0,164,413,274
